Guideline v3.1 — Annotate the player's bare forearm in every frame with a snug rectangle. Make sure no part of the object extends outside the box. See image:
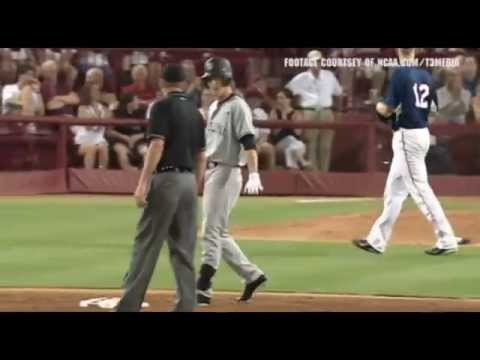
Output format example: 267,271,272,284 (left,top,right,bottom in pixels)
245,149,259,174
195,151,207,192
138,139,164,187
